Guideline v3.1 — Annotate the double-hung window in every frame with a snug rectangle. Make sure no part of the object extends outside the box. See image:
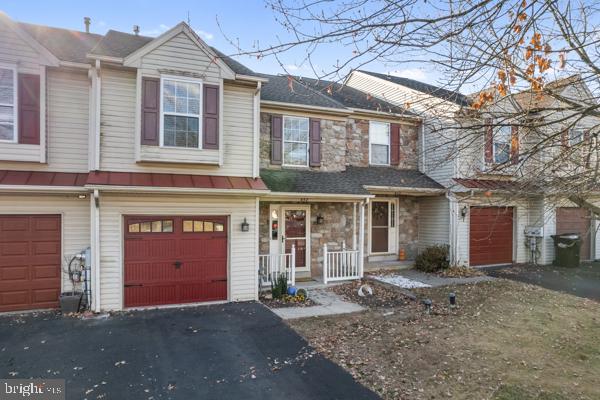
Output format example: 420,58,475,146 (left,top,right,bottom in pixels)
569,128,584,146
0,66,16,142
161,76,202,148
370,121,390,165
283,116,309,166
493,125,511,164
